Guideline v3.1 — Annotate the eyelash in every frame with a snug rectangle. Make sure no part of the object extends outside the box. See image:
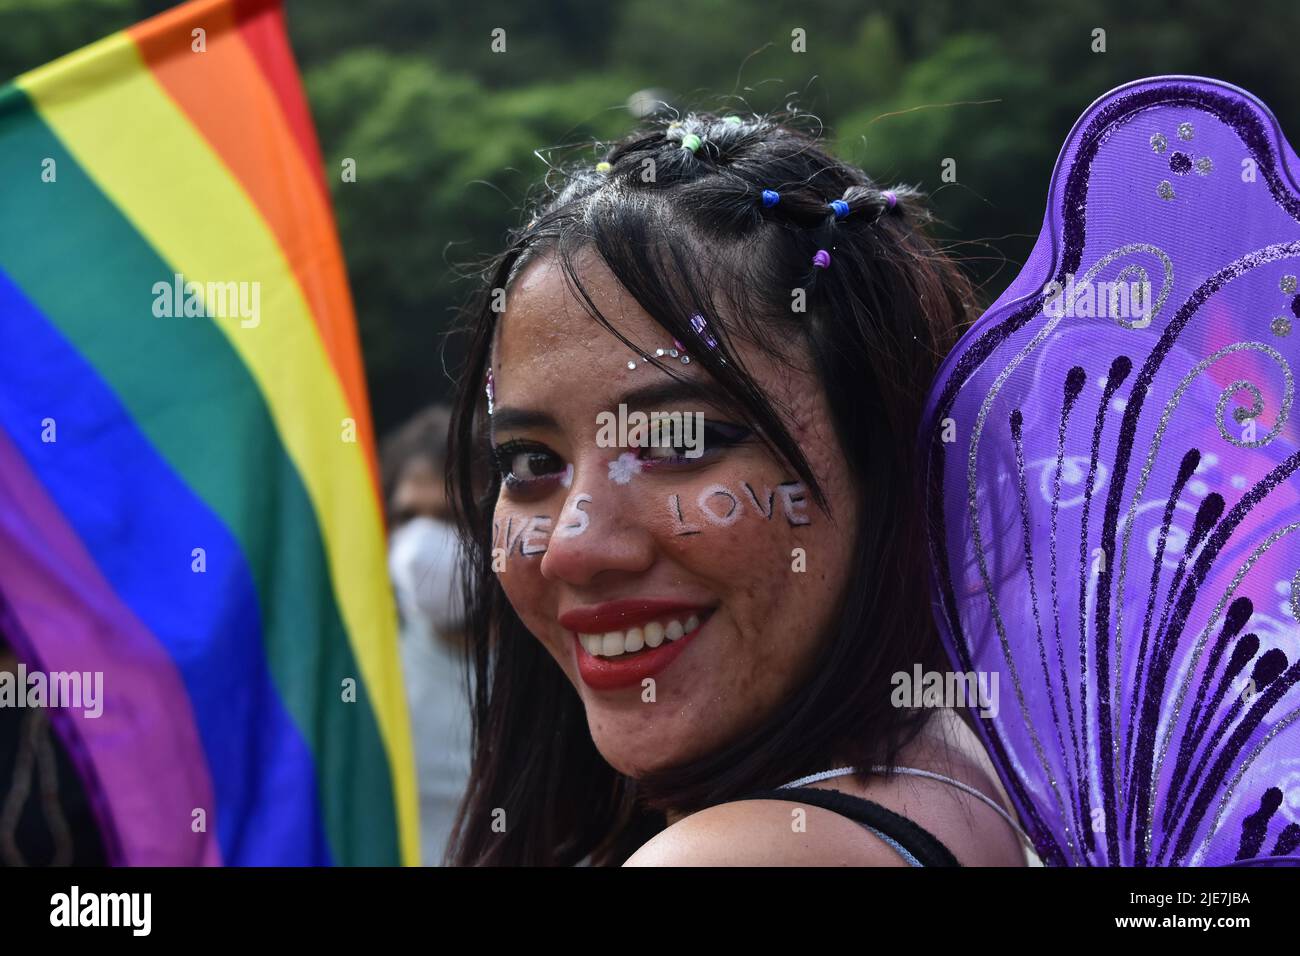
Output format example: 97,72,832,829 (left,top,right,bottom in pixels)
490,422,752,492
490,440,561,492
